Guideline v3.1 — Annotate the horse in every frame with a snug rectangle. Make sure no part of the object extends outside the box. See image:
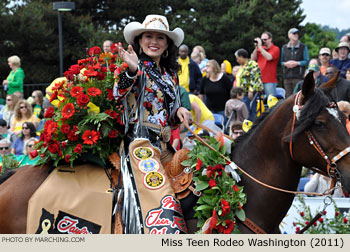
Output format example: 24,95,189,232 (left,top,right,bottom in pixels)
232,72,350,233
0,72,350,234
